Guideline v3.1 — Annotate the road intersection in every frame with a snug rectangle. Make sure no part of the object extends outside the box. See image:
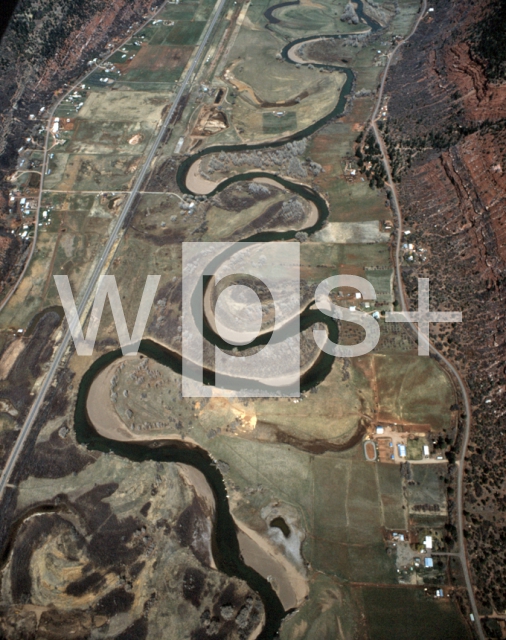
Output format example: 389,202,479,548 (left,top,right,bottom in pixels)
0,0,229,501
